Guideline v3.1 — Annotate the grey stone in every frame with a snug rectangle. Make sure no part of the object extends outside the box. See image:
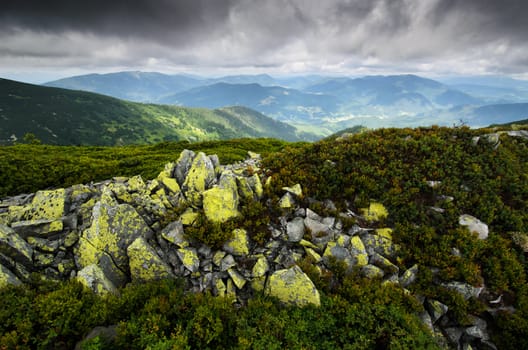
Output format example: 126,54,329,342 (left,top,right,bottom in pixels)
286,217,305,242
0,224,33,267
